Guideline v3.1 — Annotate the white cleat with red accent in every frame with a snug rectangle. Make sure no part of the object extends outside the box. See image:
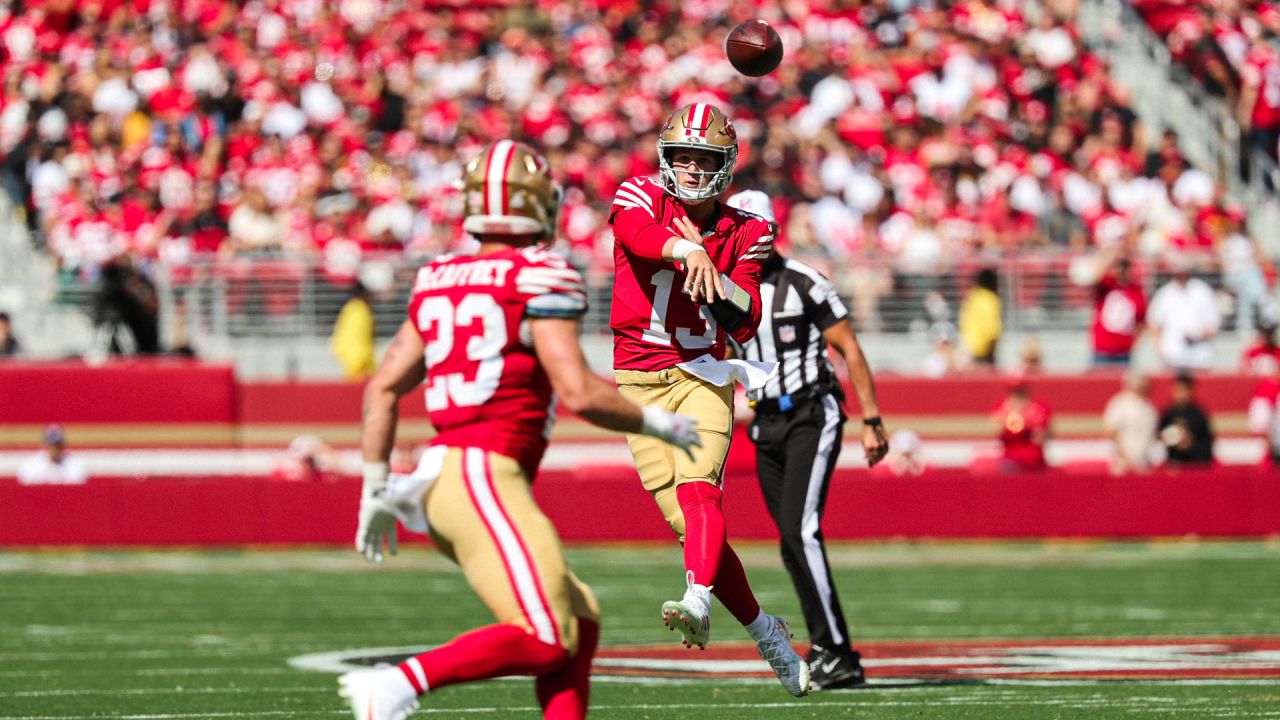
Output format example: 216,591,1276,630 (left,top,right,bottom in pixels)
338,668,420,720
661,570,713,650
